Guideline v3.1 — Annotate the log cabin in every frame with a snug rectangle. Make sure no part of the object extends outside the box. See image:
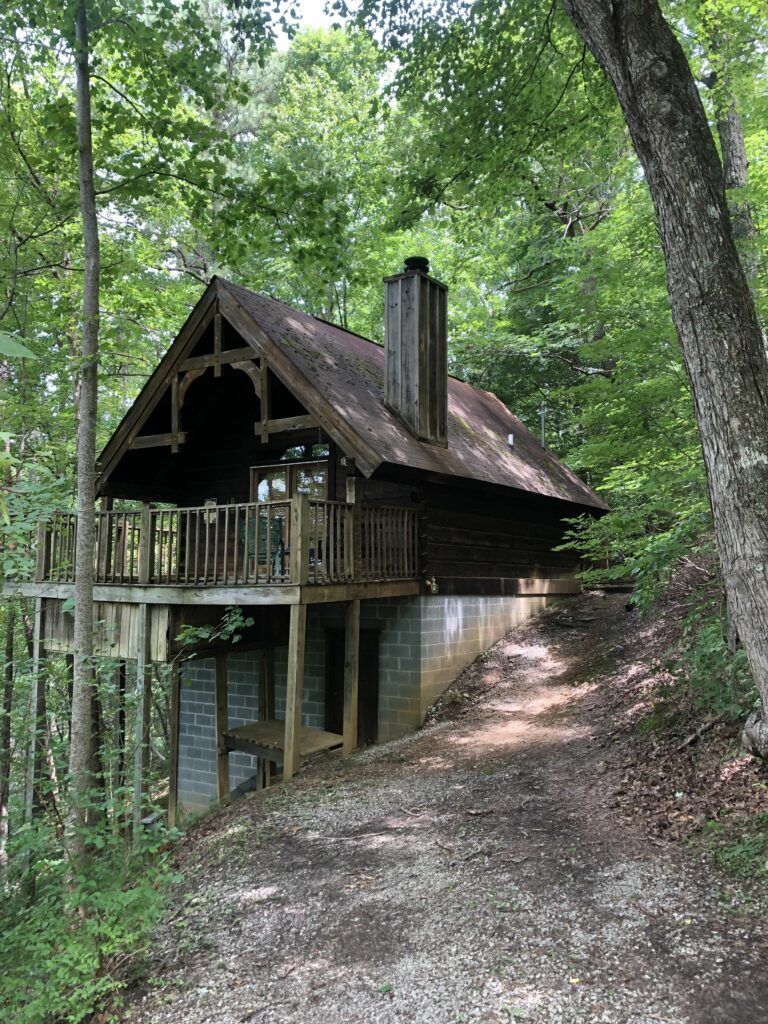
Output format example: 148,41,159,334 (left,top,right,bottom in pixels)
12,257,606,825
